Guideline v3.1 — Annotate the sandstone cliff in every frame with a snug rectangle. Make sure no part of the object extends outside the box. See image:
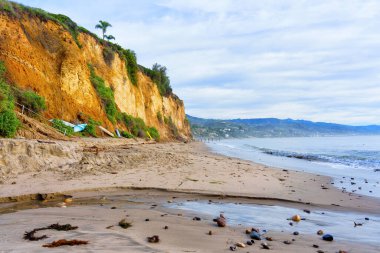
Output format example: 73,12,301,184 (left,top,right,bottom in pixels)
0,2,191,140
